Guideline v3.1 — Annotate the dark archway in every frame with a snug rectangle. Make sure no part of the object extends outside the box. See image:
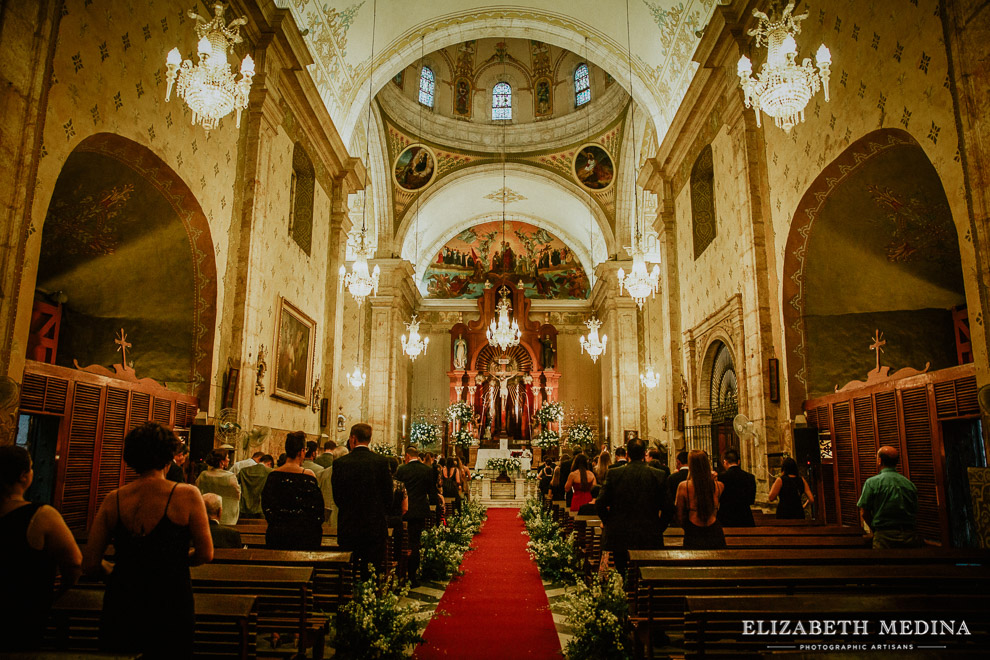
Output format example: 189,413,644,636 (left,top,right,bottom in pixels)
782,129,966,410
34,133,217,403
